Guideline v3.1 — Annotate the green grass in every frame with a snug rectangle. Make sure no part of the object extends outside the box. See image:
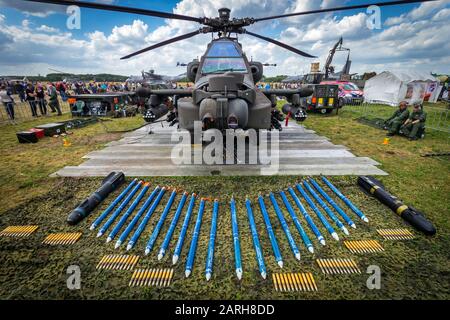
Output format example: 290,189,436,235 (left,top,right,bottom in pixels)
0,114,145,213
0,109,449,300
344,102,450,132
